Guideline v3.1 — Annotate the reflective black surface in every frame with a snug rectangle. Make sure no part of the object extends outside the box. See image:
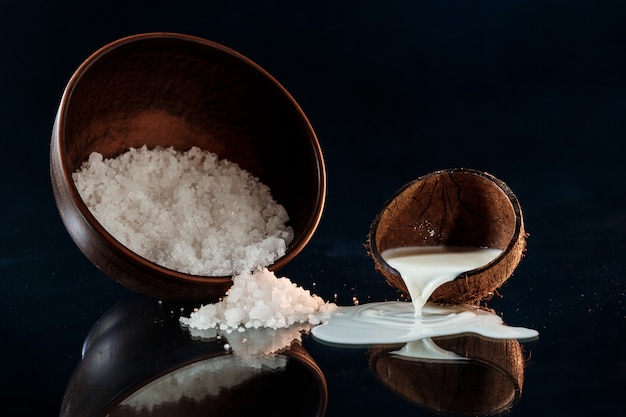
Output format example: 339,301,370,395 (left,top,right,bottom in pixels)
2,1,625,416
61,296,327,417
